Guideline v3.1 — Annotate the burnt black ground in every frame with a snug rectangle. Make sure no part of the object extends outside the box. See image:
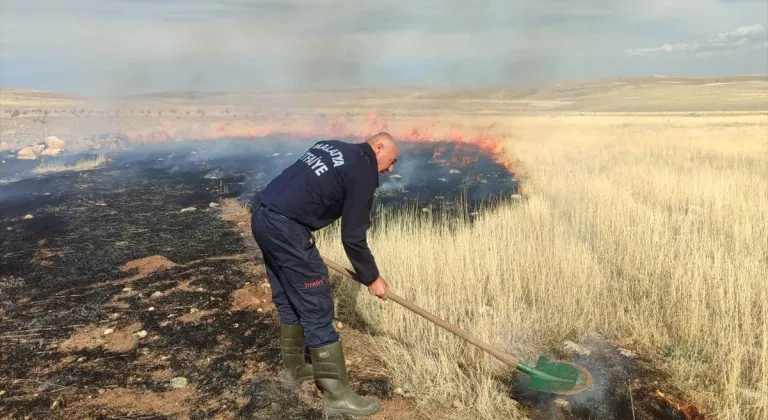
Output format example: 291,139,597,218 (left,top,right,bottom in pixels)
1,136,520,217
0,149,319,418
0,138,518,419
